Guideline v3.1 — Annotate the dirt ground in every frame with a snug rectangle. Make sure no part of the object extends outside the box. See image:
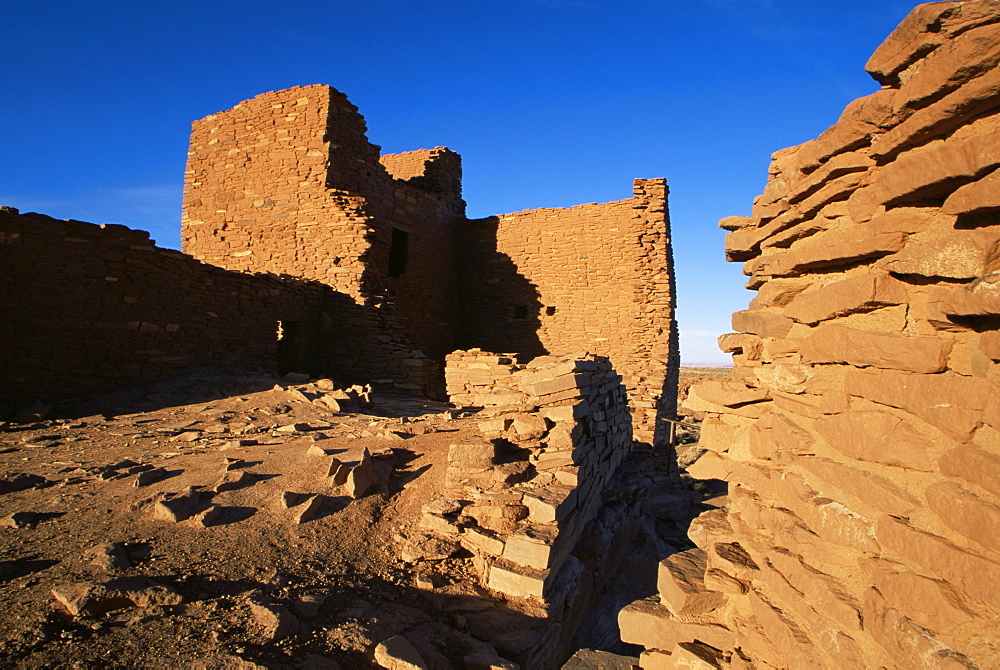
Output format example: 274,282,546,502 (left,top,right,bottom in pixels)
0,367,724,669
